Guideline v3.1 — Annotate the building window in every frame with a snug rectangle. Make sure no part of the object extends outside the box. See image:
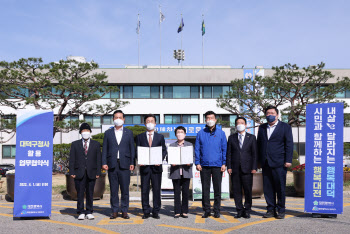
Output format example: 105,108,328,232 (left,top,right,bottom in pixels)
173,86,190,98
203,86,212,98
0,115,16,128
123,86,133,99
102,115,113,125
84,115,102,128
63,116,79,128
125,115,160,125
346,89,350,98
293,143,306,156
2,145,16,158
191,86,200,98
151,86,160,99
164,114,199,124
345,113,350,127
